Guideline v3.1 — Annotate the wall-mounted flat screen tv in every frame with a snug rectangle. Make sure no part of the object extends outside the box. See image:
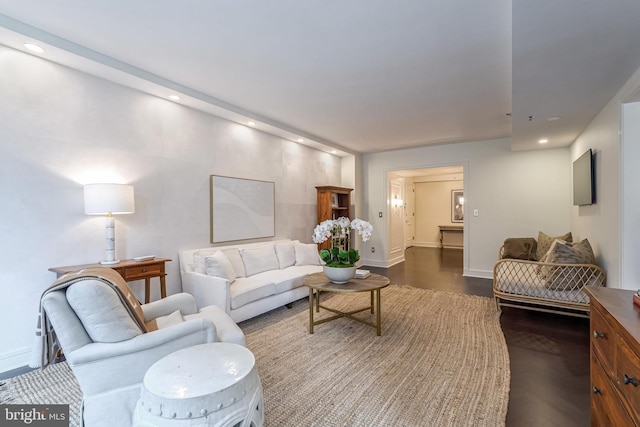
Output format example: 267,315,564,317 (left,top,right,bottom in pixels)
573,148,594,206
